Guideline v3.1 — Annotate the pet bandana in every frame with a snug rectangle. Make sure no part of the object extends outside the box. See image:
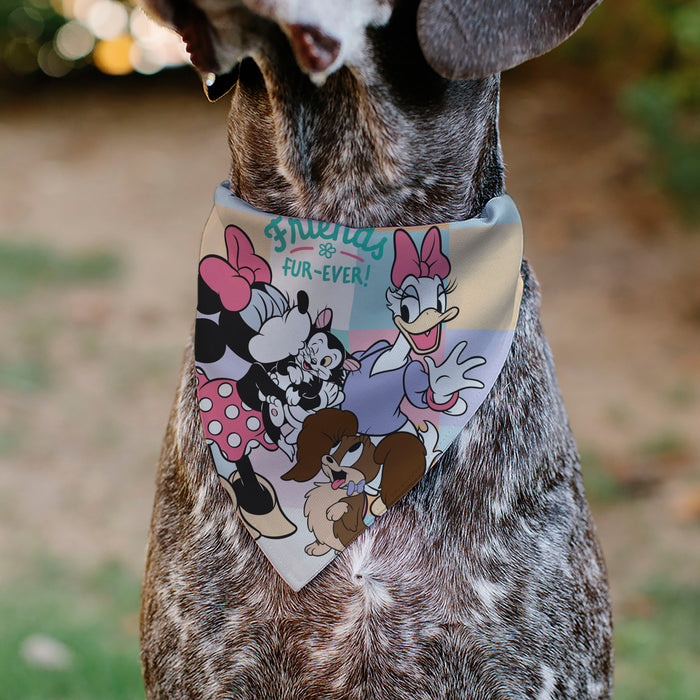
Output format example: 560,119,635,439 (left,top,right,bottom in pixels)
196,182,523,590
